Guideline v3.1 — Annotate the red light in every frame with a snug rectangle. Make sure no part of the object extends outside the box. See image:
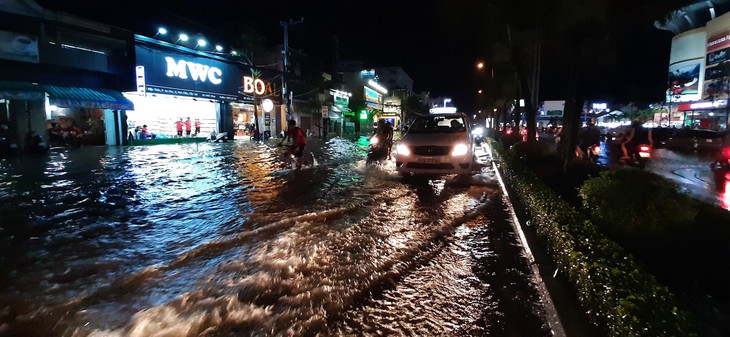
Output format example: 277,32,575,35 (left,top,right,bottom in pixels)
723,147,730,158
639,146,650,152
